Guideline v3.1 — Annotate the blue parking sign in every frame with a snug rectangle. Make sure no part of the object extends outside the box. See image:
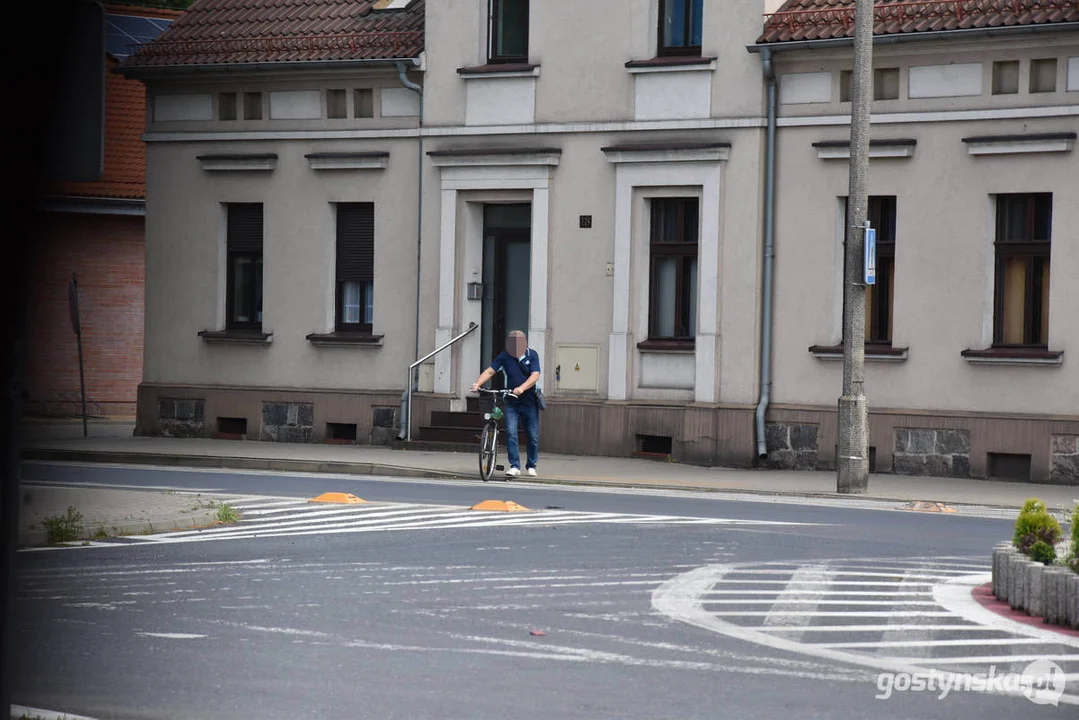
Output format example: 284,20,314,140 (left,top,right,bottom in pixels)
864,227,876,285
